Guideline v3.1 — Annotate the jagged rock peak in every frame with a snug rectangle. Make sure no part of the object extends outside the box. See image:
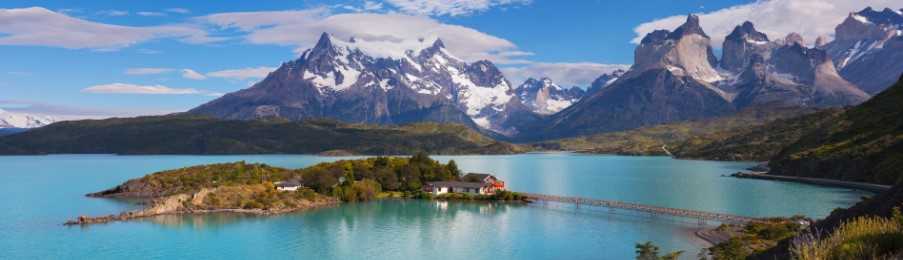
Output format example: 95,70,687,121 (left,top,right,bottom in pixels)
314,32,334,50
854,7,903,25
726,21,769,42
587,69,626,94
418,38,454,60
432,38,446,49
639,14,710,45
671,14,709,39
784,33,805,46
721,21,773,72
